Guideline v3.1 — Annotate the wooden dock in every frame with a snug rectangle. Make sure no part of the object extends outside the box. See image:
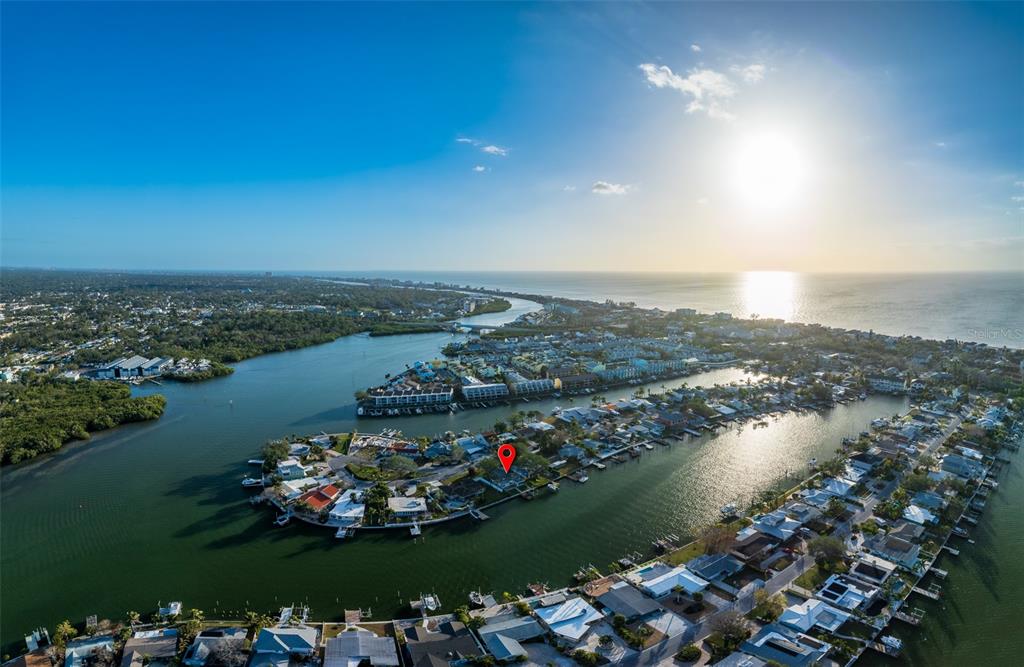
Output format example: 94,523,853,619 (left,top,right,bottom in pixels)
912,584,942,600
894,608,925,626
